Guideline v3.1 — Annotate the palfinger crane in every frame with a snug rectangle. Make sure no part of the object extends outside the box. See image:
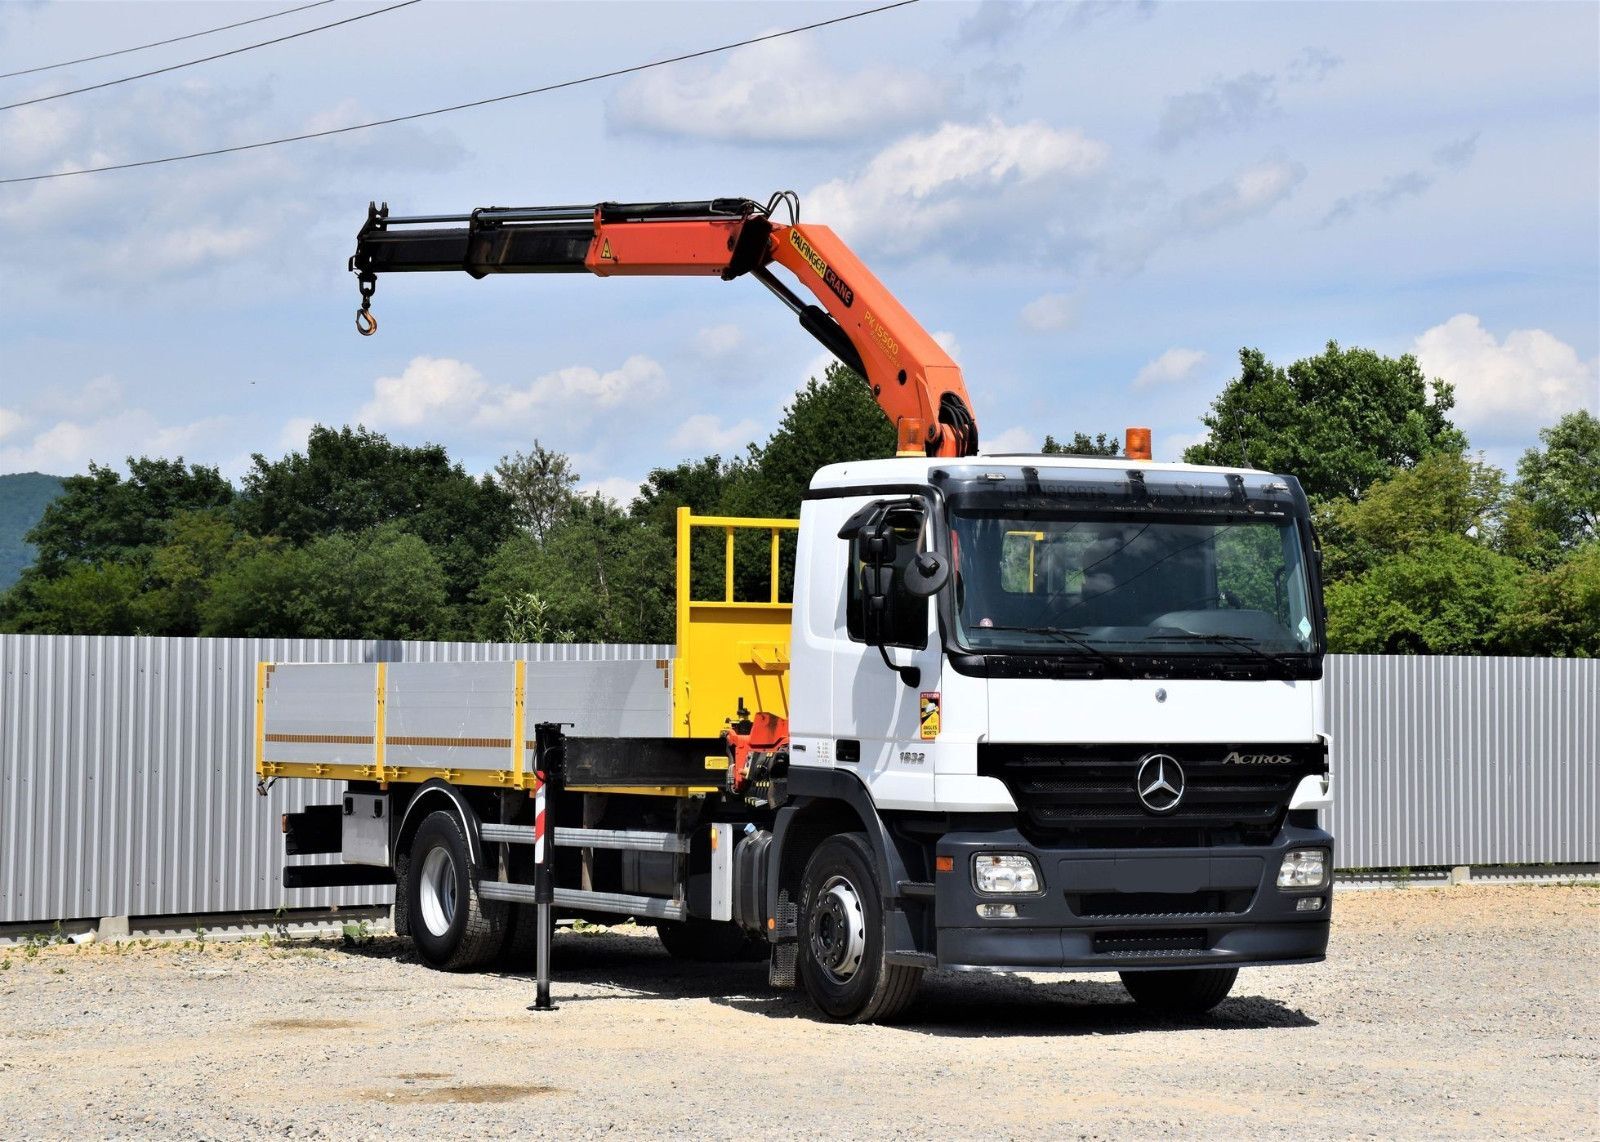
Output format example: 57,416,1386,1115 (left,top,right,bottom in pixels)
349,193,979,458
